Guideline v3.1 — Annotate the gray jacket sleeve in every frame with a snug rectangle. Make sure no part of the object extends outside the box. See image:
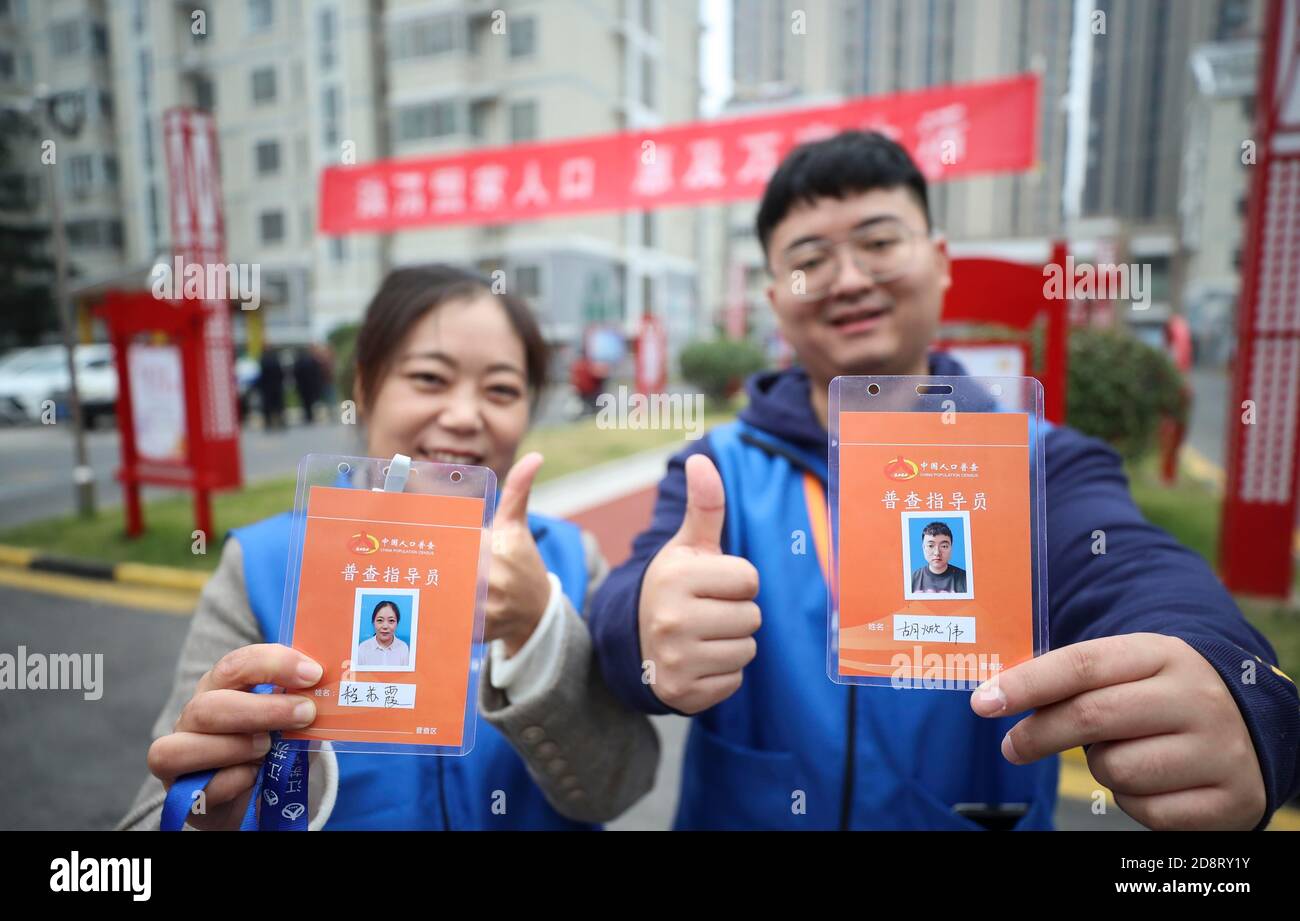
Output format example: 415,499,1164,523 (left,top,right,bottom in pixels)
116,537,333,831
478,530,660,823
